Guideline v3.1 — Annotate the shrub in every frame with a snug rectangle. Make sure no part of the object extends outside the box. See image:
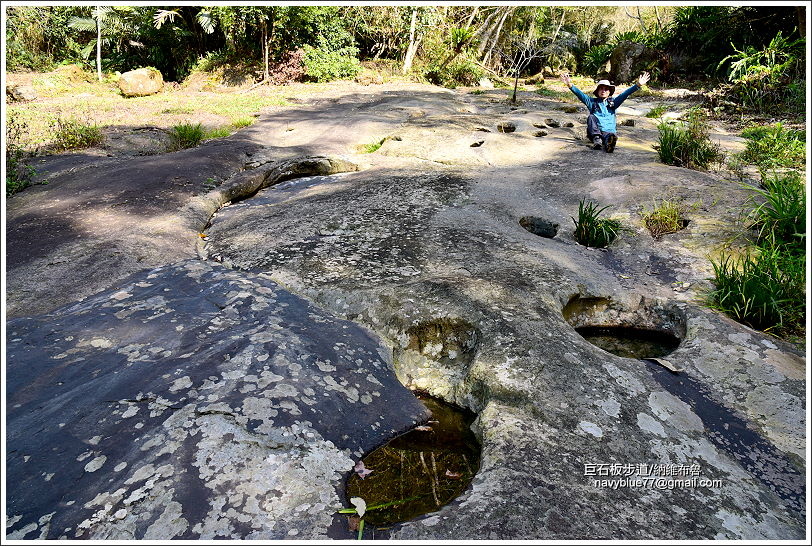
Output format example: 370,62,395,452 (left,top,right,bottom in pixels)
6,111,37,196
572,199,625,248
641,200,687,239
582,44,612,76
655,109,722,169
709,245,804,335
167,122,204,151
49,116,103,150
302,45,362,82
739,123,805,170
424,58,483,88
